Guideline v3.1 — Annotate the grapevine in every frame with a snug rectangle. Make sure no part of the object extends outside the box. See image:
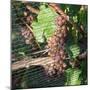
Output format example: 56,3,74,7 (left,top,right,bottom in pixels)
12,1,87,89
